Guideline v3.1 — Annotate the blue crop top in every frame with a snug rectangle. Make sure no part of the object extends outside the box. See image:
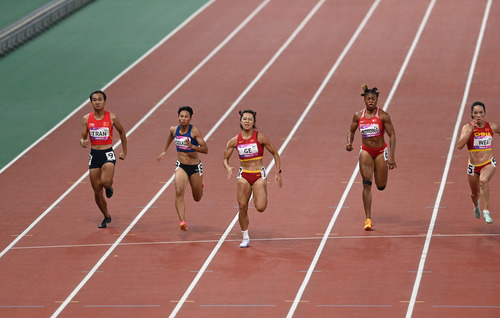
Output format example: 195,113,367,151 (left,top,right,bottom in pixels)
174,125,199,152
